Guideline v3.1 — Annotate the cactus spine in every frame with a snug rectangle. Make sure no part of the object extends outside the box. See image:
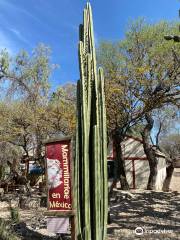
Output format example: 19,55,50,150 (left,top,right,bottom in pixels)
74,3,108,240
